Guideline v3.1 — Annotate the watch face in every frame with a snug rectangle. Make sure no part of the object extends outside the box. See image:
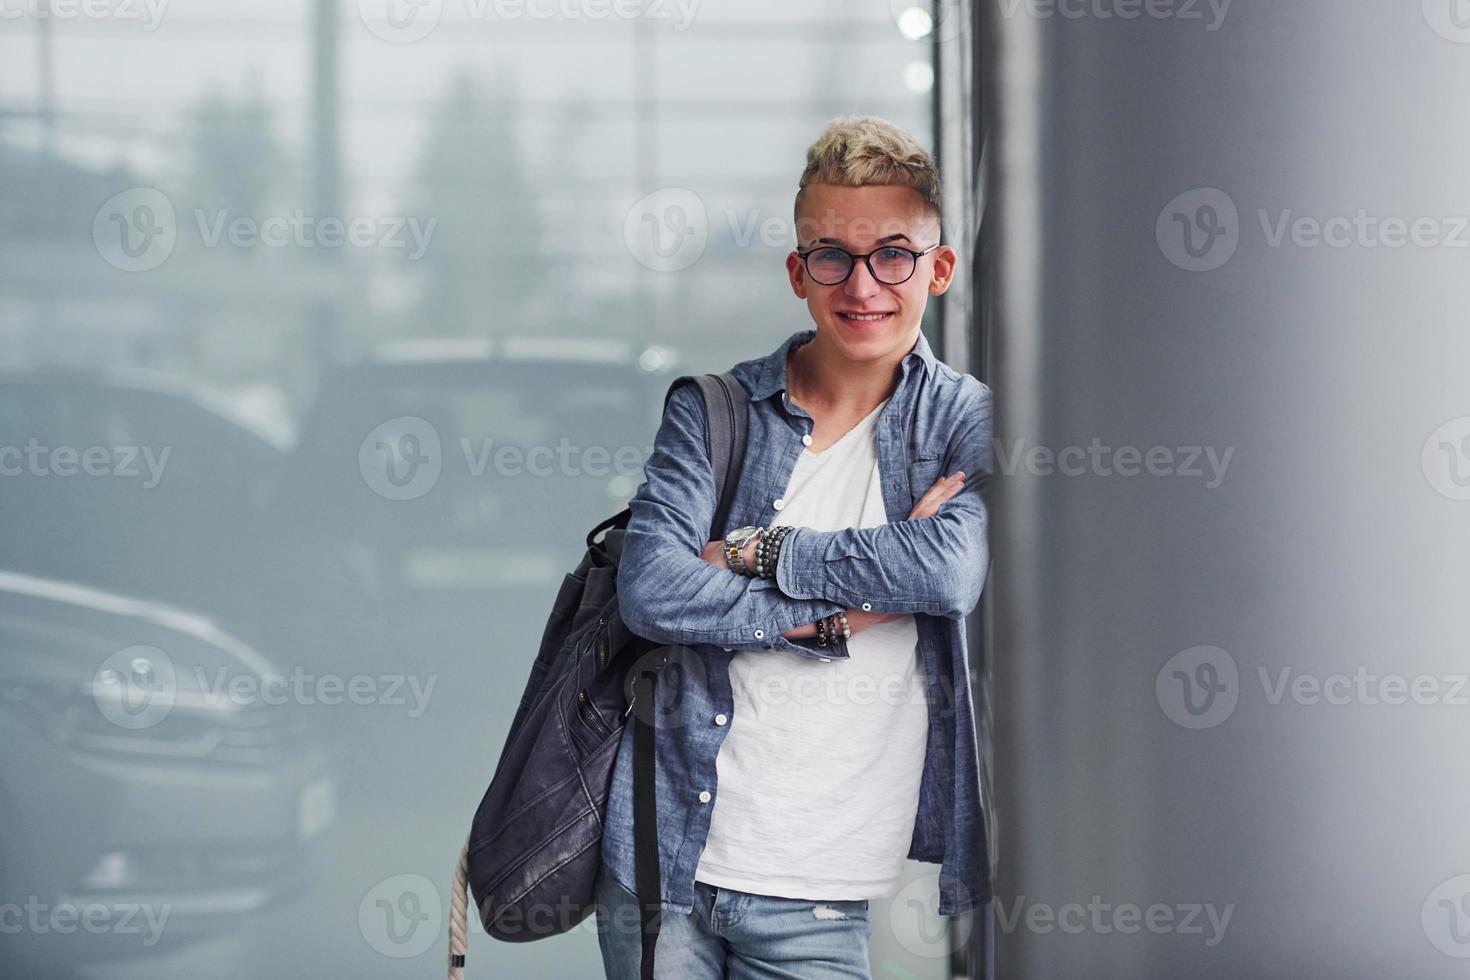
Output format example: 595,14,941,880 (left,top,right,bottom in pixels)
728,526,759,544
